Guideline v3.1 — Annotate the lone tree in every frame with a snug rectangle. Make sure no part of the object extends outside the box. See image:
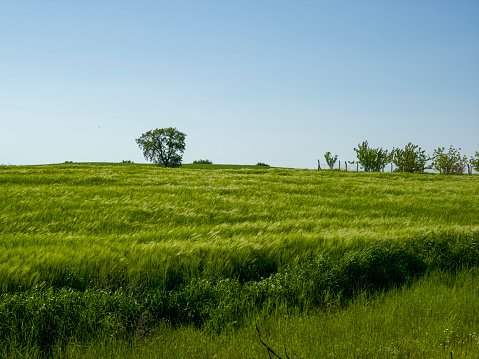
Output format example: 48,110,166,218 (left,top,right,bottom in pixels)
324,151,338,170
136,127,186,167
